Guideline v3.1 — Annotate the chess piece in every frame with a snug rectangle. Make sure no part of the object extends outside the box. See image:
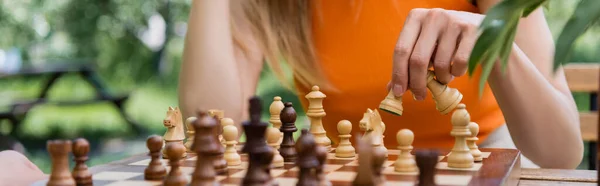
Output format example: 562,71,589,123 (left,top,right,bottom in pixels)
352,135,375,186
220,118,234,147
193,112,228,175
184,116,197,152
379,91,403,116
191,111,220,186
359,108,387,157
394,129,417,173
223,125,242,166
269,96,285,146
305,85,332,151
242,96,276,186
316,141,331,186
335,120,355,158
163,106,186,159
415,150,439,186
208,109,225,147
447,103,474,168
145,135,167,180
47,140,76,186
280,102,298,162
372,144,386,186
296,129,320,186
267,127,284,168
426,71,463,115
72,138,92,186
467,122,483,162
164,142,188,186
